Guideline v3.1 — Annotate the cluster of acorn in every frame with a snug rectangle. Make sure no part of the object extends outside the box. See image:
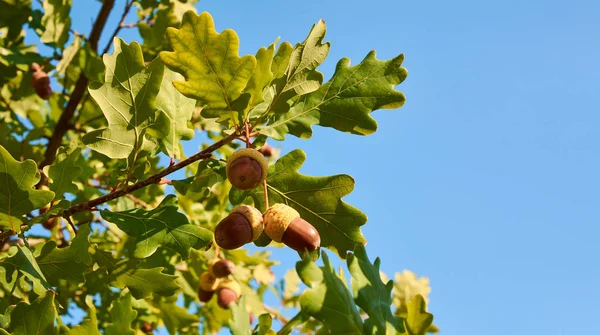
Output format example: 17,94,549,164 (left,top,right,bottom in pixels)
214,148,321,253
197,258,240,309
